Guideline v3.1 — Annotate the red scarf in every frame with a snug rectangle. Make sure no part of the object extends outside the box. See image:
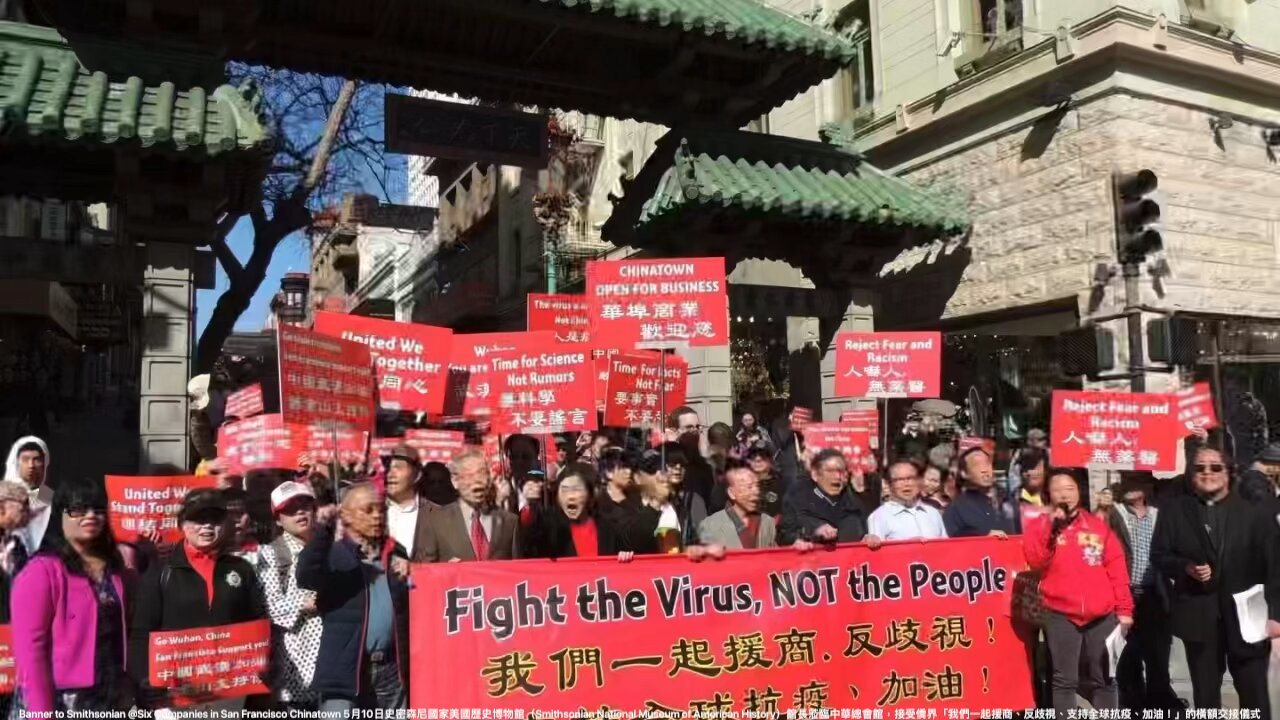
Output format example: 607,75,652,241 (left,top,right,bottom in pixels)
183,542,218,606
